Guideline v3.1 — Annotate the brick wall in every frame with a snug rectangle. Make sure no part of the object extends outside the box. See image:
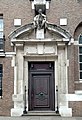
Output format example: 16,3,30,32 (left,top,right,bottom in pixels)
0,0,81,116
69,101,82,116
0,58,14,116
